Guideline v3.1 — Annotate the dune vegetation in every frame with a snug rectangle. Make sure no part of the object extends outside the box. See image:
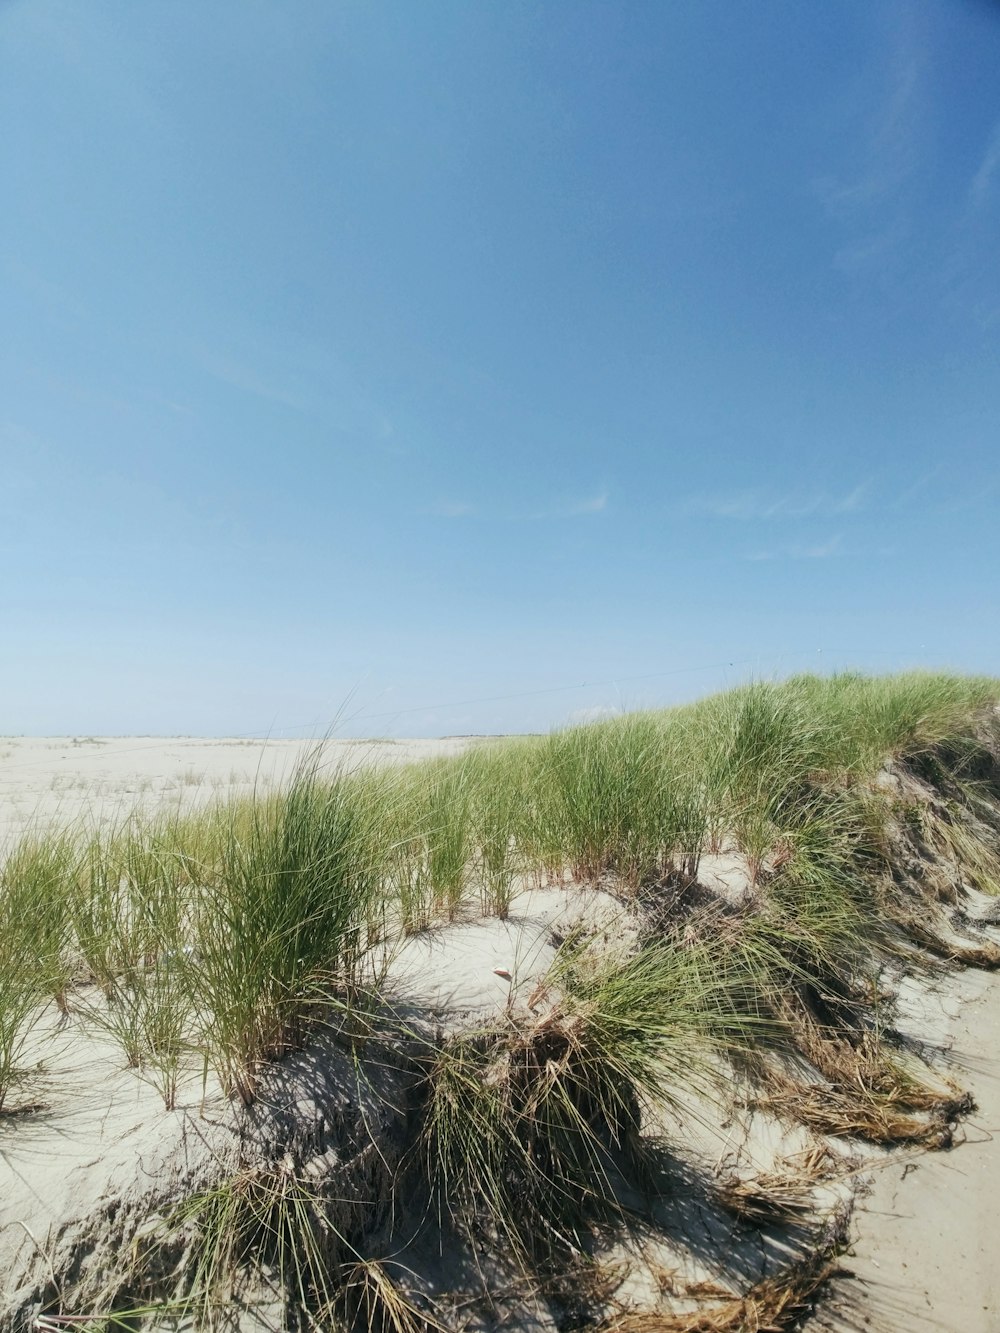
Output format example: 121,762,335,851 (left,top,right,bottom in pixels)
3,670,1000,1330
